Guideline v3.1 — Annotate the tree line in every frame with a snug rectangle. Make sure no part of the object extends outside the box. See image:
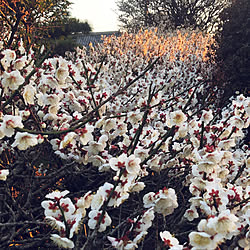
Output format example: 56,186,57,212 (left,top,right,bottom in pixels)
0,0,92,55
